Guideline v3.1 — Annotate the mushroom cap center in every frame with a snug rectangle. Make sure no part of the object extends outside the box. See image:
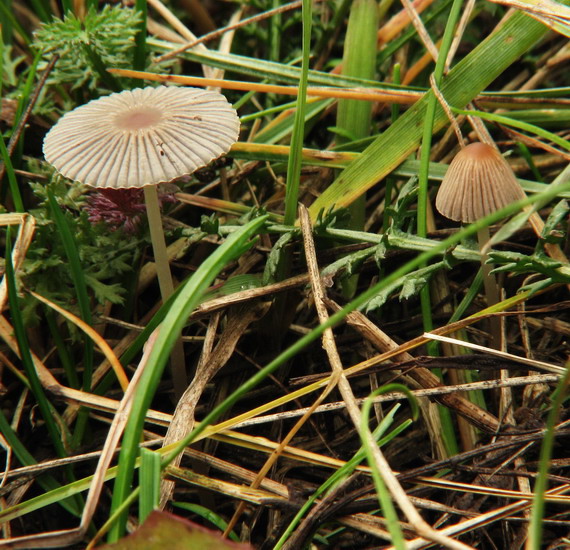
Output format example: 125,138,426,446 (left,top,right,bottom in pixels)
115,107,163,131
460,141,495,160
